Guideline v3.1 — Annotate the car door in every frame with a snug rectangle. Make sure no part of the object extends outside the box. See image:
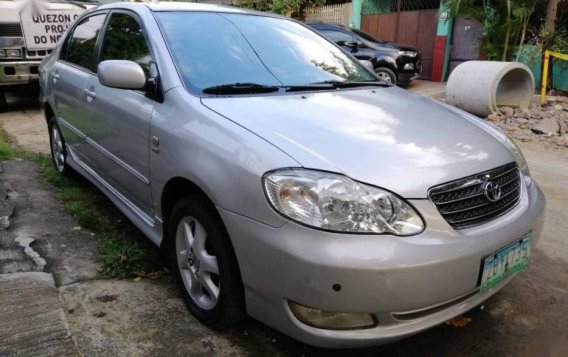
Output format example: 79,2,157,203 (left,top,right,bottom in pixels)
53,12,107,165
81,10,155,215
